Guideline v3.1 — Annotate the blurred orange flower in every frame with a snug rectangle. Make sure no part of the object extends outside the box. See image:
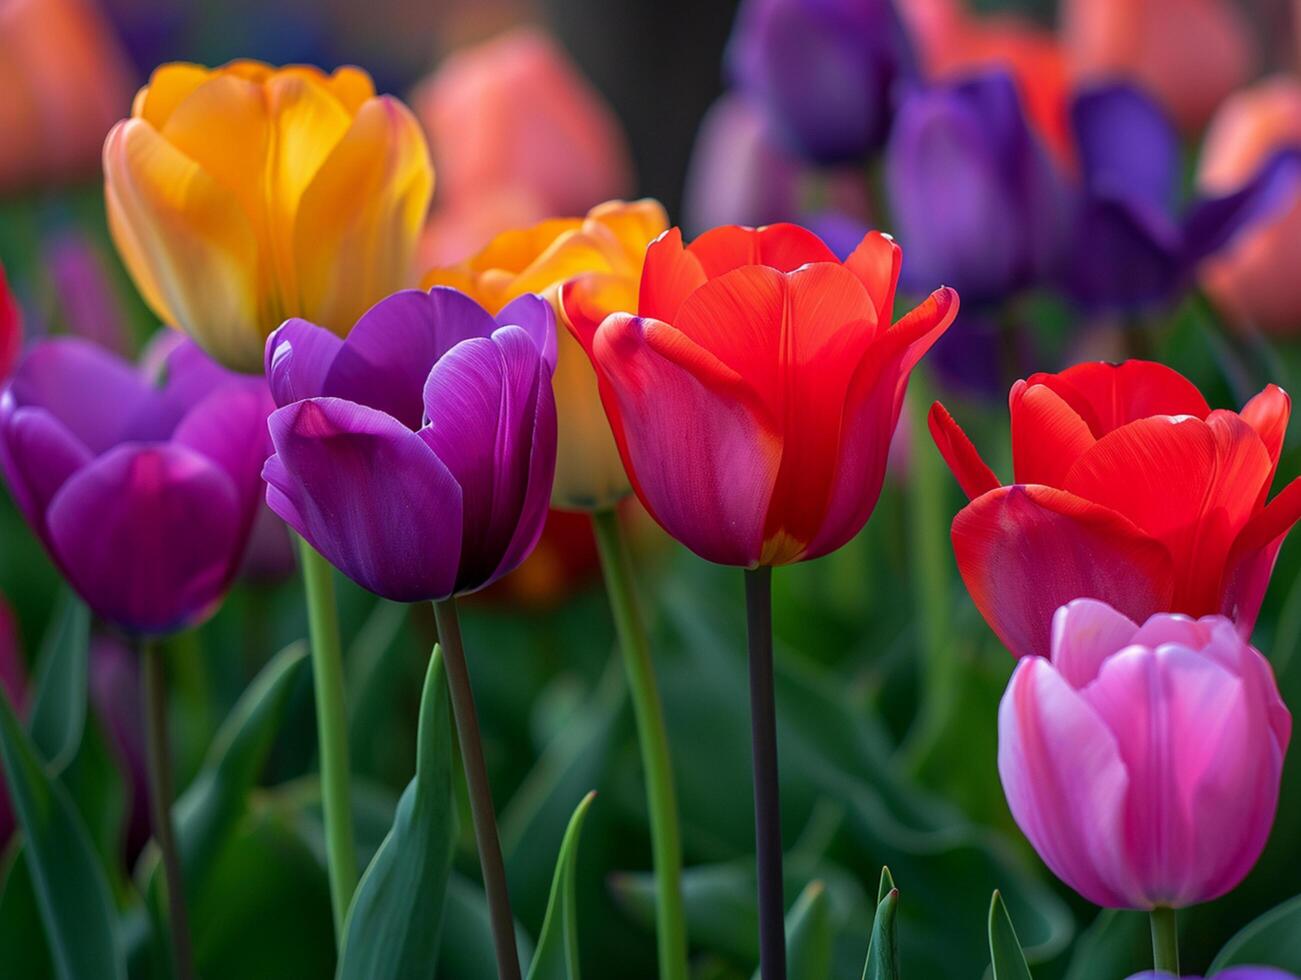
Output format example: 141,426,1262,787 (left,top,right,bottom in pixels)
0,0,134,193
412,27,634,267
1199,76,1301,335
1061,0,1255,132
